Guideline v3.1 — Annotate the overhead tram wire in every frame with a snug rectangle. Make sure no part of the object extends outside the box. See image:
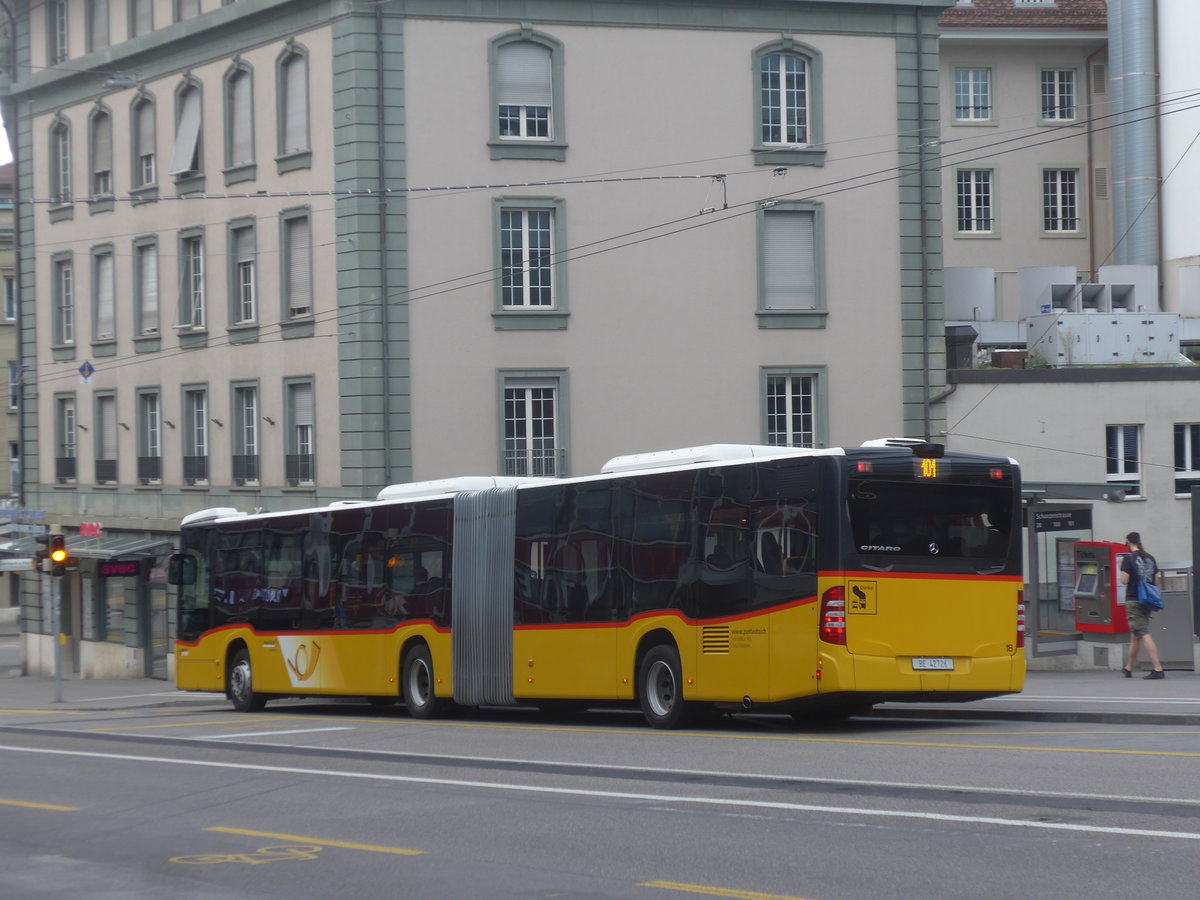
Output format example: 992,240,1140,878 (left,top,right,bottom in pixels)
28,93,1200,391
